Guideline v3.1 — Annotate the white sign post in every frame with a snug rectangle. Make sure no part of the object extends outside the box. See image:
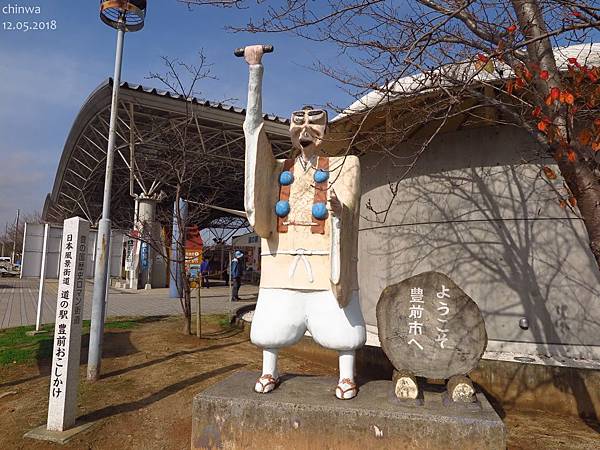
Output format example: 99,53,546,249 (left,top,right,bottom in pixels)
125,235,135,272
35,223,50,331
125,230,140,289
47,217,90,432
